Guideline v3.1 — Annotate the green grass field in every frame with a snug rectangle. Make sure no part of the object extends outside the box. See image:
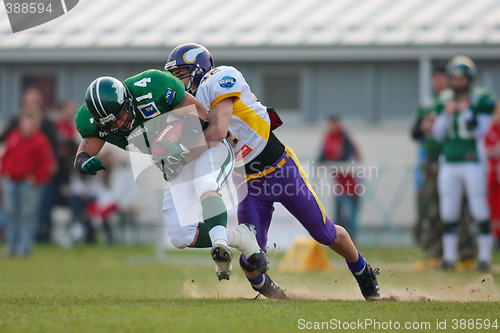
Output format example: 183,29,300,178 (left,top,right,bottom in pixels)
1,245,499,332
